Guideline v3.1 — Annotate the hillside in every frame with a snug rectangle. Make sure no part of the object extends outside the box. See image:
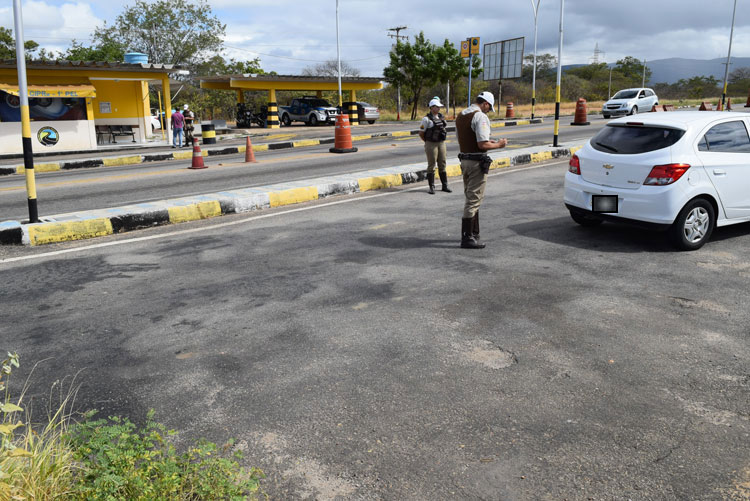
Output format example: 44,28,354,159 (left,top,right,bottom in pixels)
562,57,750,84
